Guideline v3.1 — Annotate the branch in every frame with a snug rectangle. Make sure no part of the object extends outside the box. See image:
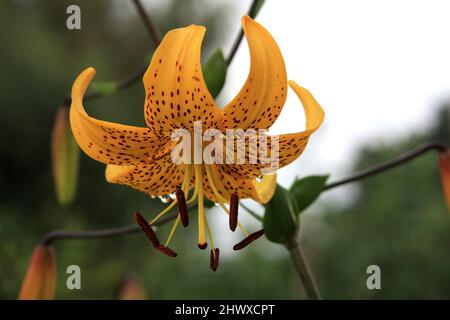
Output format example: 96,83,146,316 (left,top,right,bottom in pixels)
40,204,197,245
325,141,448,190
131,0,161,46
